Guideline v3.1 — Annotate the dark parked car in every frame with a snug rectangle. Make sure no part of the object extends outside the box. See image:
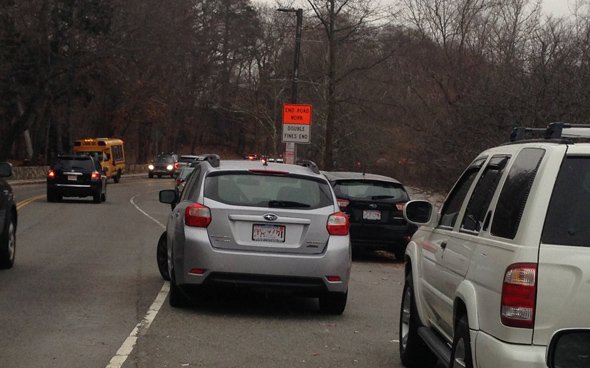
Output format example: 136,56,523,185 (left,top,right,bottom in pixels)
322,171,416,259
47,154,107,203
0,162,16,269
148,153,179,178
